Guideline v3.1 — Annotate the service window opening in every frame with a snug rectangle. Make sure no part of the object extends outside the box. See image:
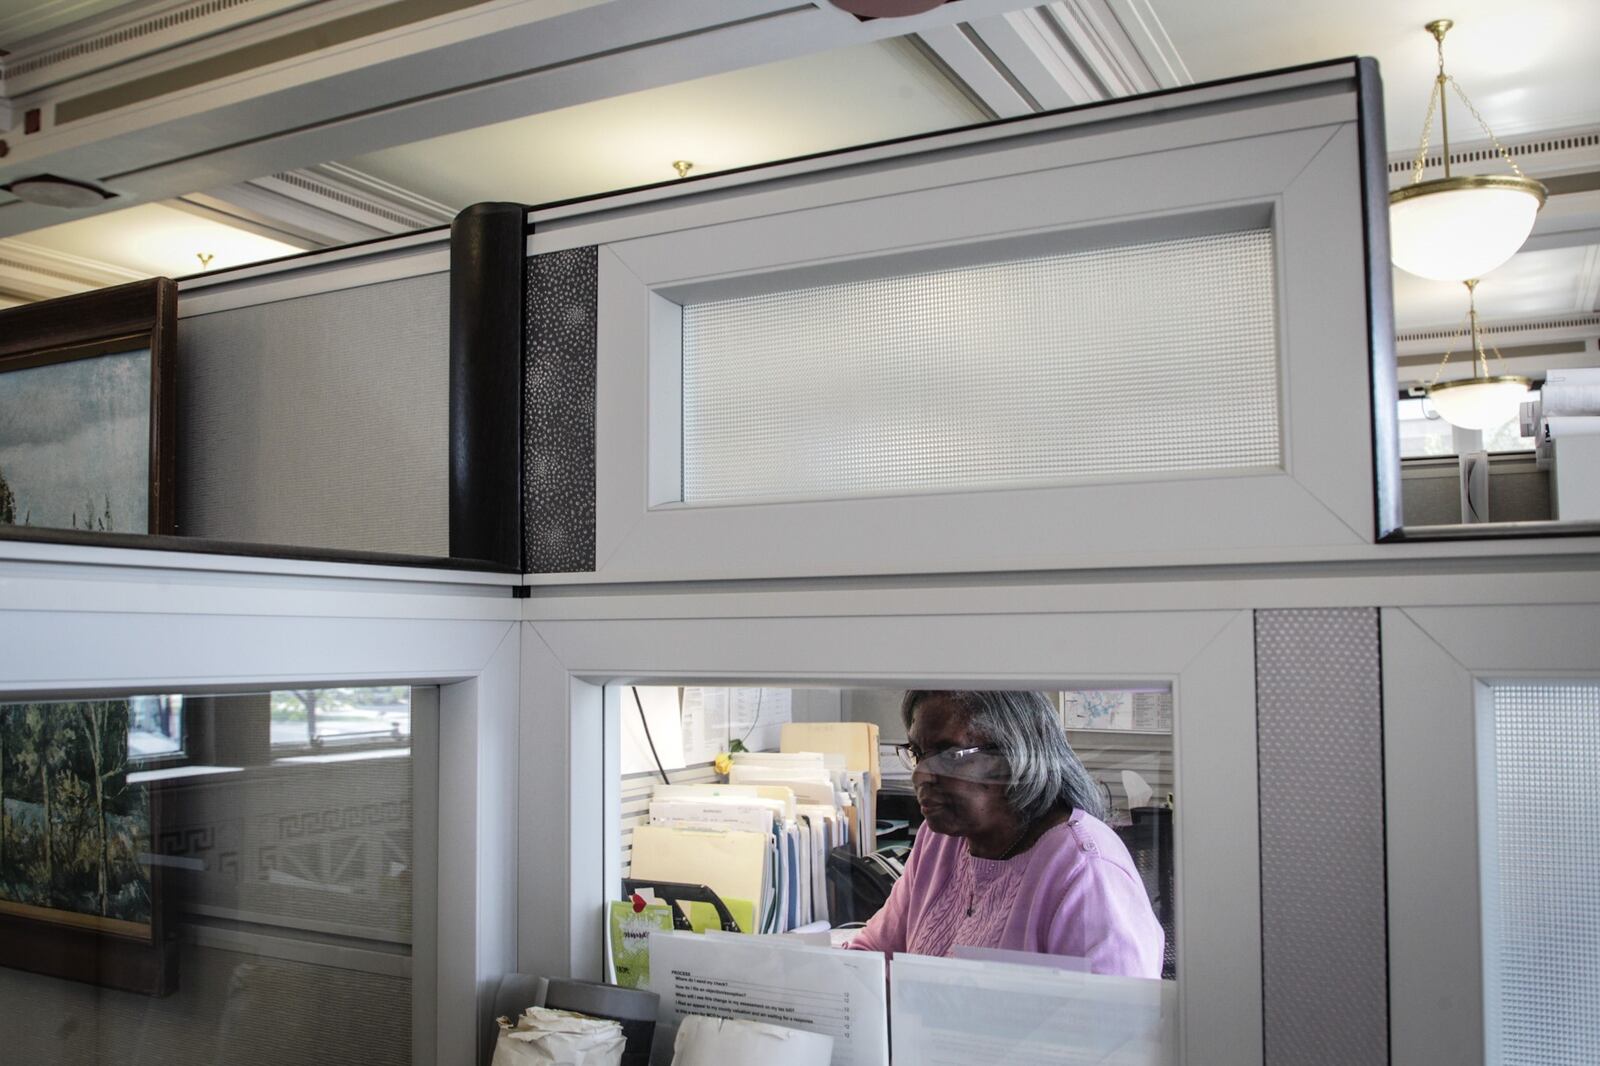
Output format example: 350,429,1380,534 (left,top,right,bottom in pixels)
613,683,1176,982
